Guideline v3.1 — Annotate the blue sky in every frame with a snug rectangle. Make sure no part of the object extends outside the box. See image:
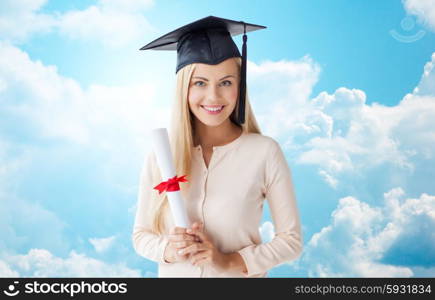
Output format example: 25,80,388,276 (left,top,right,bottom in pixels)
1,0,434,277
